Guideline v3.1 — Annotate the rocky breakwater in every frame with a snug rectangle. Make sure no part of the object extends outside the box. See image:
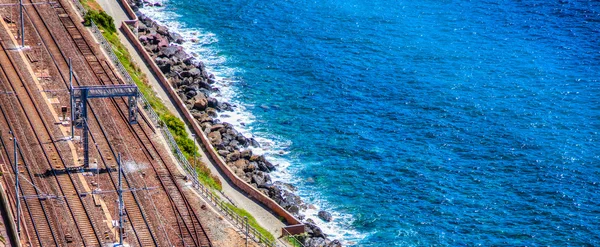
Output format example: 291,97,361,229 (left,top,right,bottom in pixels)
131,3,341,246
